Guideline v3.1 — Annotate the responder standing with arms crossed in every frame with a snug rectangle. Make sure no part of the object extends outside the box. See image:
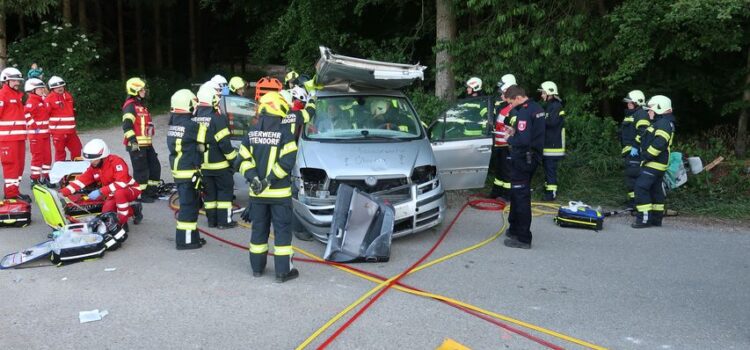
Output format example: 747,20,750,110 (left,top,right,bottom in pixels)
168,89,207,249
238,91,299,282
122,77,161,203
620,90,650,208
503,85,545,249
0,68,32,202
632,95,675,229
538,81,565,201
194,82,238,229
